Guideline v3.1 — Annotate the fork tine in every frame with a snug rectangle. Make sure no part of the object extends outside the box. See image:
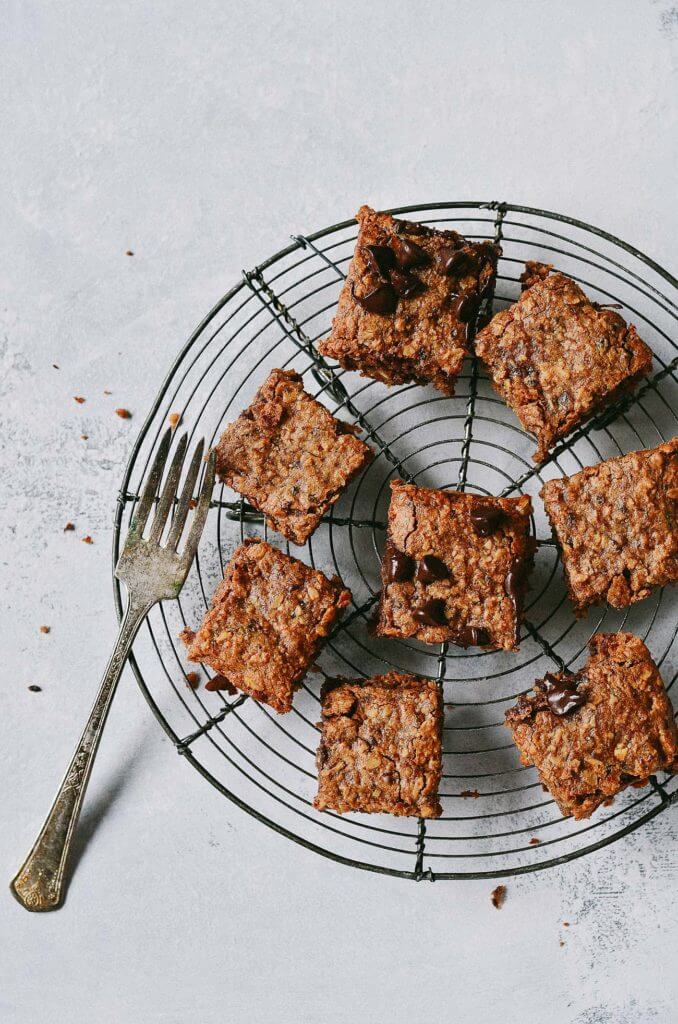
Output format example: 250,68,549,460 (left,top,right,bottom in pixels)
181,450,215,566
130,428,173,538
167,438,205,551
148,433,189,545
